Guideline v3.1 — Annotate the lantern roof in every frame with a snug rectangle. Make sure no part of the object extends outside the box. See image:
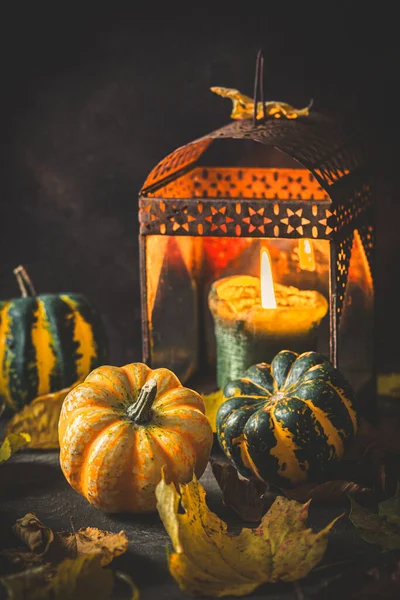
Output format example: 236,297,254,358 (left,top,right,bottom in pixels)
140,112,369,201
